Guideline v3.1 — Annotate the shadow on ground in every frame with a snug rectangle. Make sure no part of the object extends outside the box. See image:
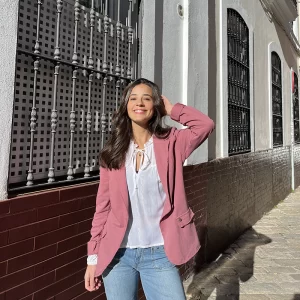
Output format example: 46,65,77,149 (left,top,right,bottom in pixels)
185,228,272,300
